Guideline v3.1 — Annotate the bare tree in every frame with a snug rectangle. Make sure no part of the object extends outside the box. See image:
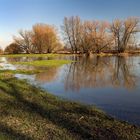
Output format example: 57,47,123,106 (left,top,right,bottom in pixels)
80,20,112,54
32,23,60,53
13,30,33,54
80,21,97,54
62,16,82,53
95,21,113,53
13,30,33,53
62,17,114,55
110,17,140,53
